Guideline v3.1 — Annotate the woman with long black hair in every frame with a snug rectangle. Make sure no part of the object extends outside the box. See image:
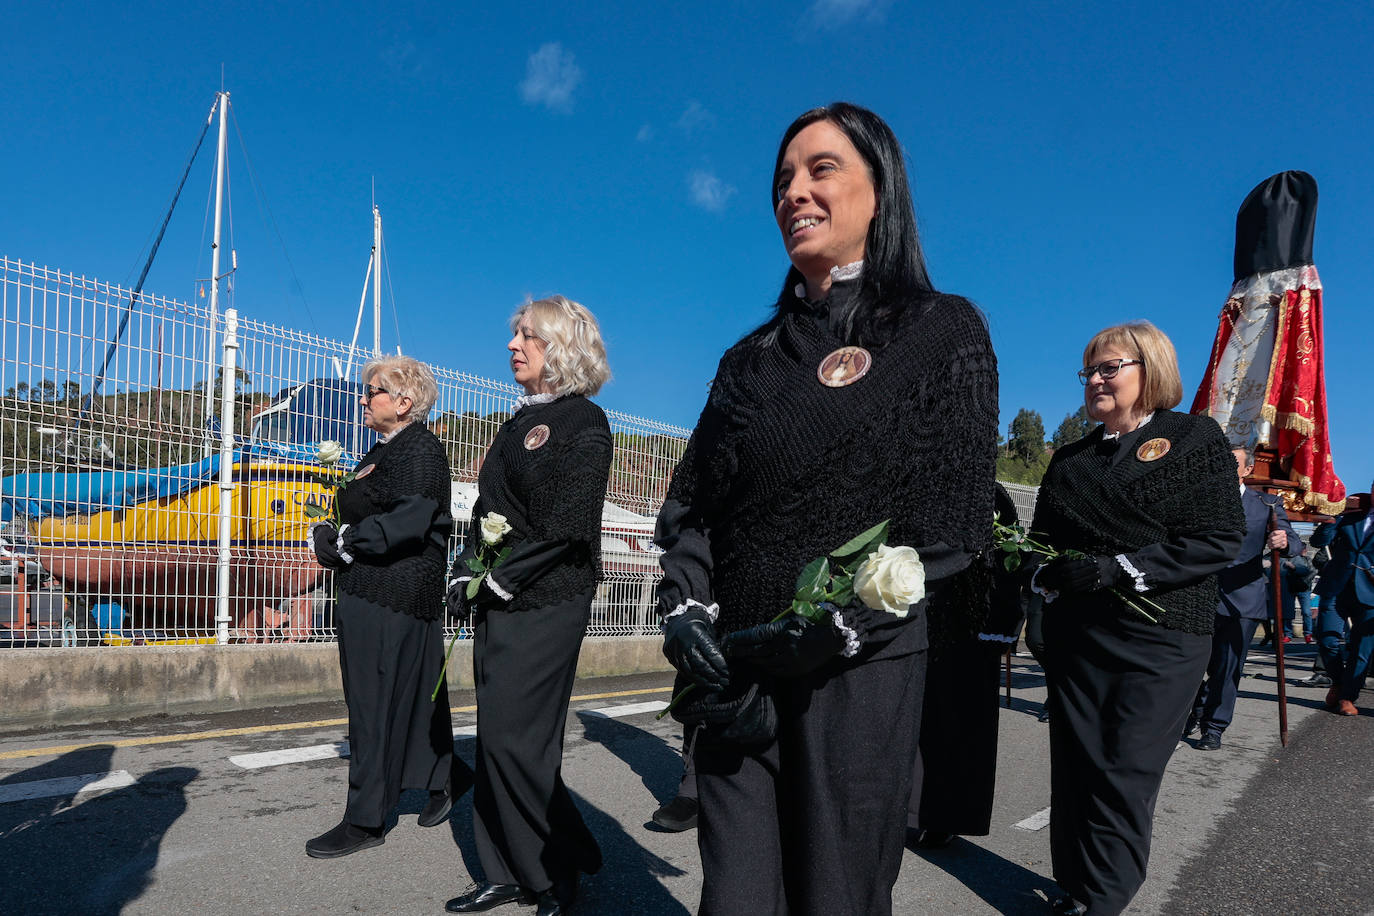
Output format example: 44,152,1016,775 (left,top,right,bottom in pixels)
655,102,999,915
